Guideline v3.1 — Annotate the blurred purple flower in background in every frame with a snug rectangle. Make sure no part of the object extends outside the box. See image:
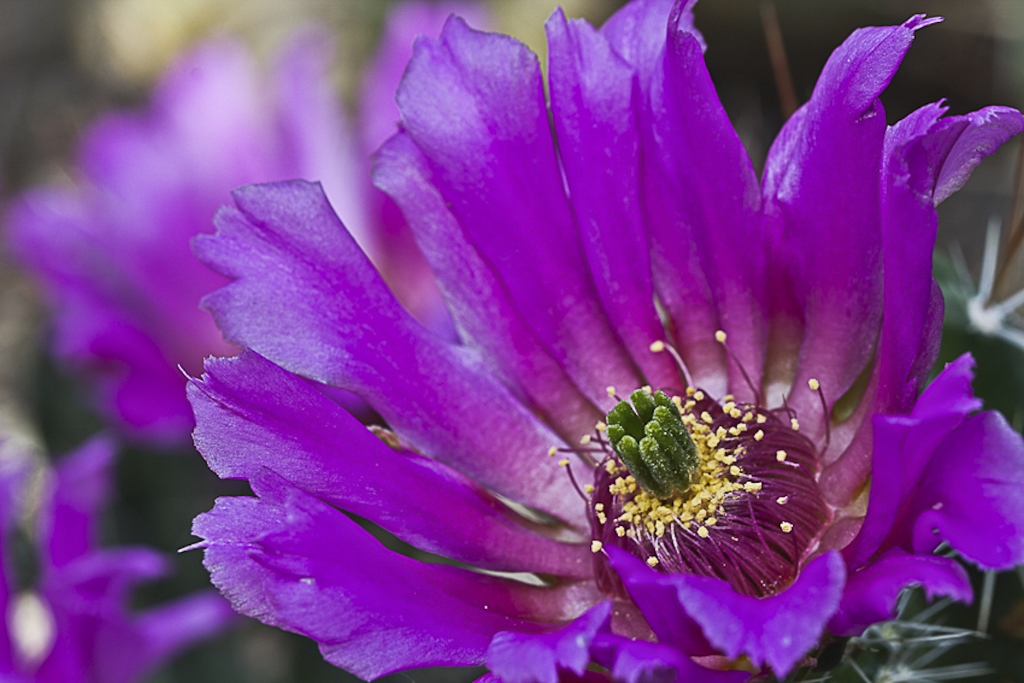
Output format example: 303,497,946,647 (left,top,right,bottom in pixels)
182,0,1024,680
4,2,478,445
0,439,232,682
